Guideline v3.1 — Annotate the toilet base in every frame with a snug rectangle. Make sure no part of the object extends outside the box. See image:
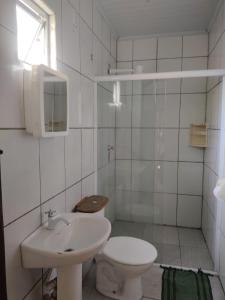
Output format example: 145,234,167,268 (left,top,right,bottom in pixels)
96,261,143,300
97,276,142,300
